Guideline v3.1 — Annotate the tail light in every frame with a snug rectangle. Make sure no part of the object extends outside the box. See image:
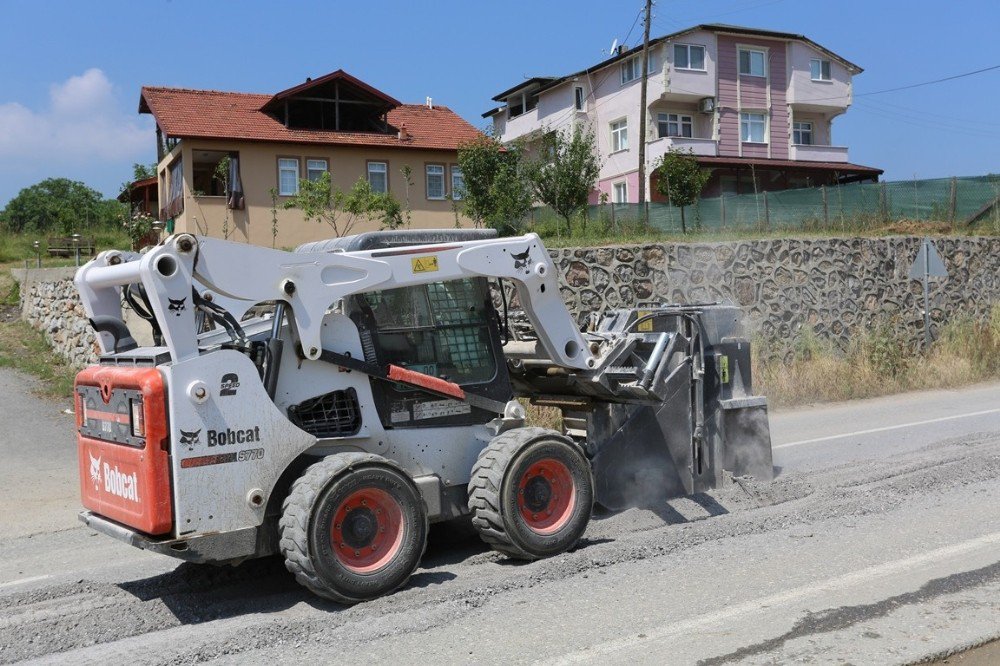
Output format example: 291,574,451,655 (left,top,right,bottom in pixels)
130,398,145,438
